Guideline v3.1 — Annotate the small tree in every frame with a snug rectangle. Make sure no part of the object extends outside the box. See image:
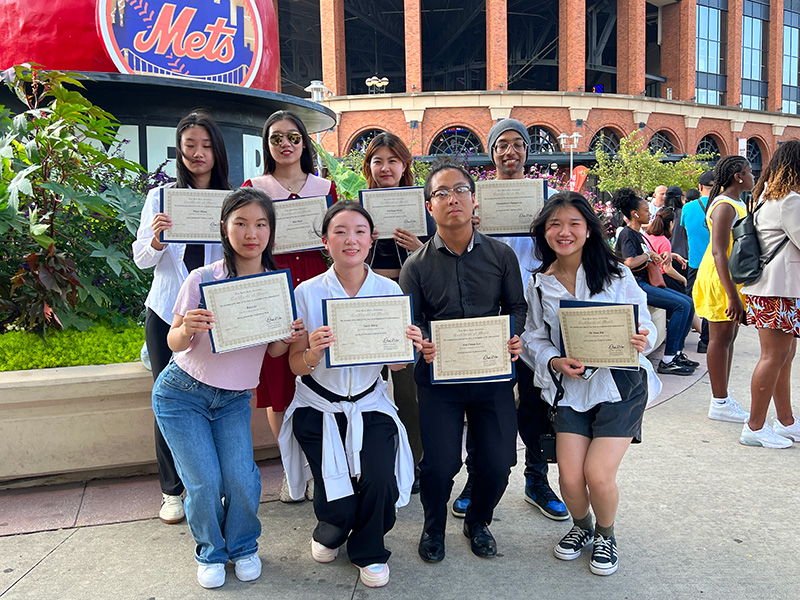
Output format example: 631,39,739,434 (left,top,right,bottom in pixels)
592,130,712,196
0,65,154,337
